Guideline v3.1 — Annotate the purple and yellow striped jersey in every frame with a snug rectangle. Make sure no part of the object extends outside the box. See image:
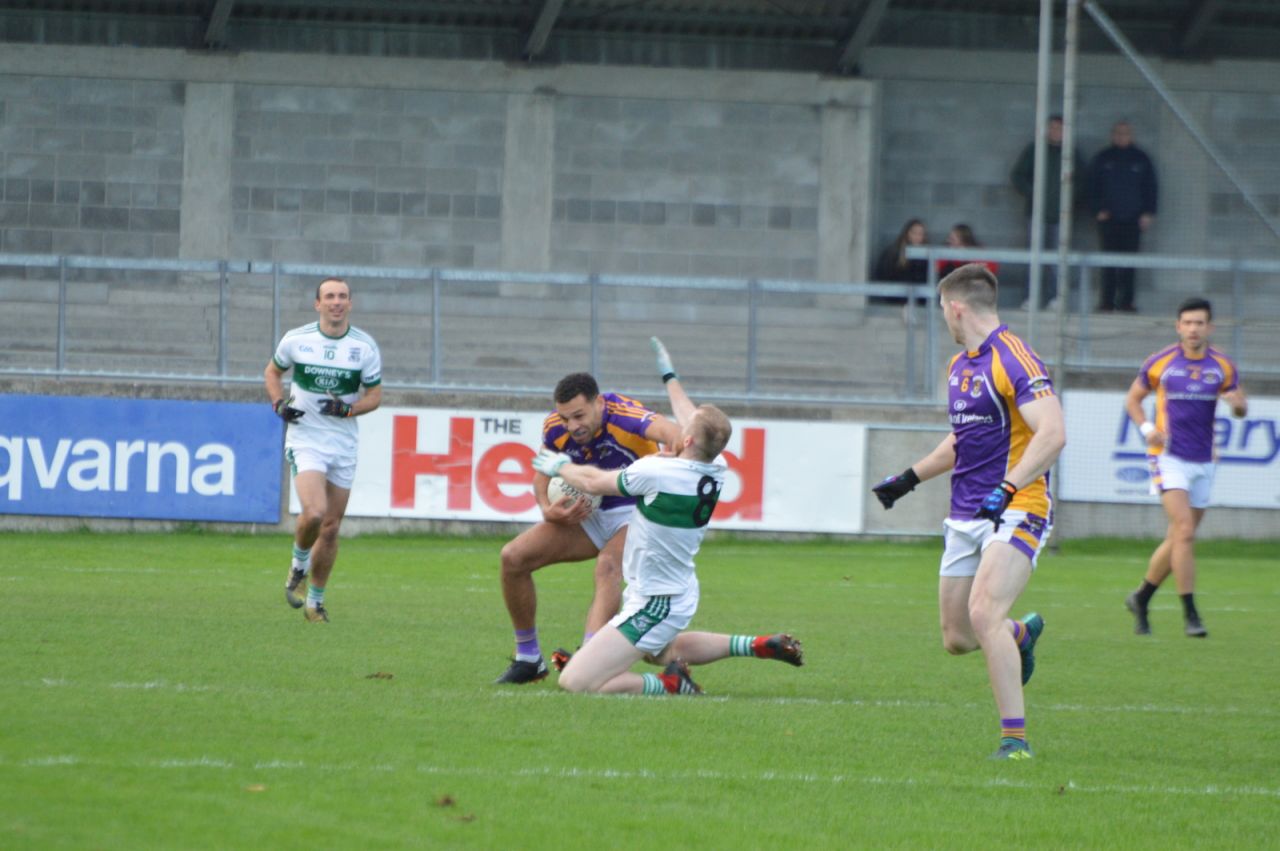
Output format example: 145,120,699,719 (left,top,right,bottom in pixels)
1138,344,1238,463
542,392,661,511
947,325,1055,521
